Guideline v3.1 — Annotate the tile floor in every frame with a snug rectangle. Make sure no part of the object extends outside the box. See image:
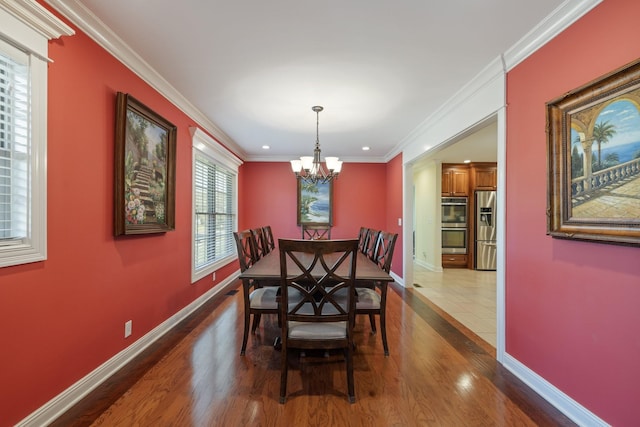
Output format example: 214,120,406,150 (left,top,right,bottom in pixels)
412,263,497,347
